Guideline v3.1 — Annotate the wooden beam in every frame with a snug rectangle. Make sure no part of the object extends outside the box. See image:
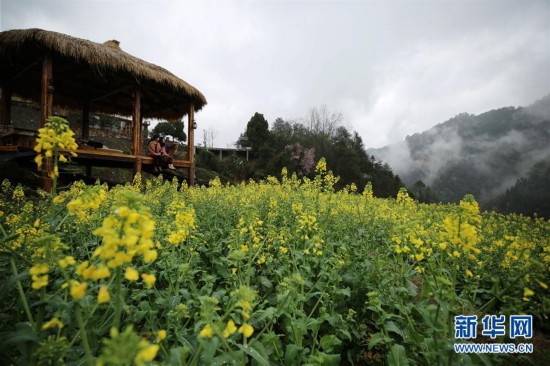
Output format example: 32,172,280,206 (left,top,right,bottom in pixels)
1,83,11,126
53,74,114,98
90,84,133,103
187,104,195,186
40,54,54,192
132,88,142,175
7,57,42,83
